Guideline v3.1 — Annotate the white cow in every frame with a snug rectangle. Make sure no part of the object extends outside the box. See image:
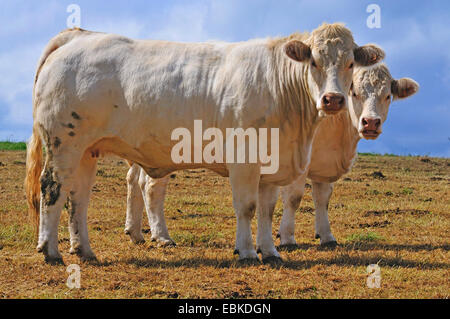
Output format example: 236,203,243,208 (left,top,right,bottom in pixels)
279,64,419,246
124,63,418,248
25,24,384,263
